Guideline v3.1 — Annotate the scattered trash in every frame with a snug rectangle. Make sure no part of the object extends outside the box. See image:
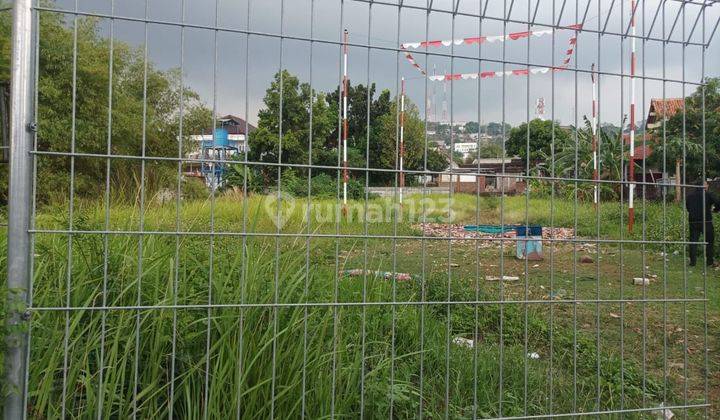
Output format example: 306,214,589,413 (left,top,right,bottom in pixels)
450,263,459,268
485,275,519,282
452,337,474,348
463,225,516,234
549,289,567,299
652,402,675,420
527,352,540,359
609,312,621,319
532,264,540,268
341,269,412,281
633,277,651,286
673,250,680,256
579,255,594,264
